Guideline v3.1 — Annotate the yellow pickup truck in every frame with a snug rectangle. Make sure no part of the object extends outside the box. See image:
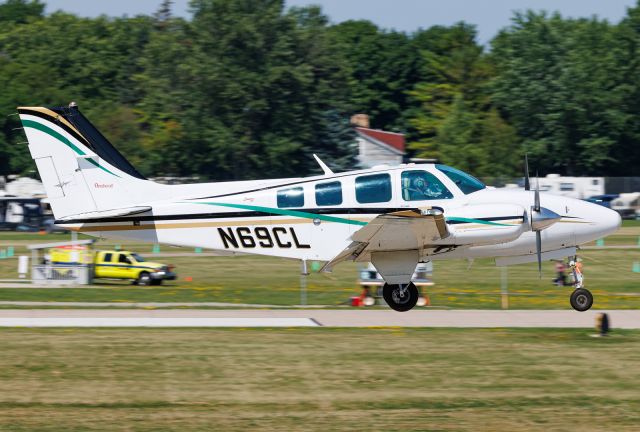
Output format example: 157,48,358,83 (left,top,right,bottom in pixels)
50,246,176,285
